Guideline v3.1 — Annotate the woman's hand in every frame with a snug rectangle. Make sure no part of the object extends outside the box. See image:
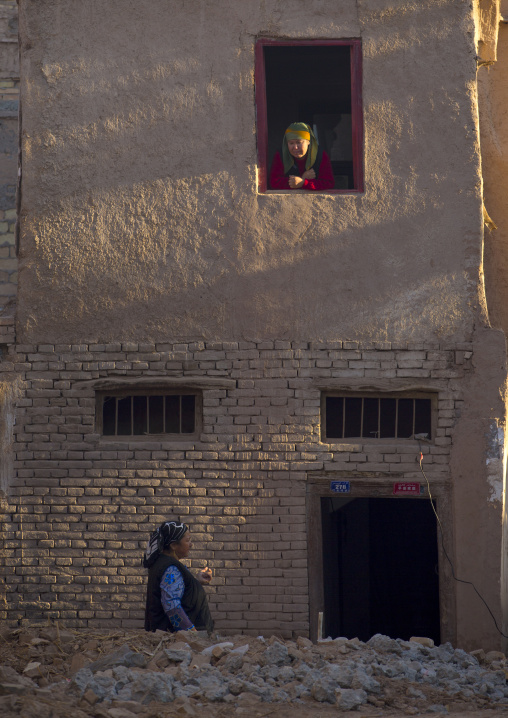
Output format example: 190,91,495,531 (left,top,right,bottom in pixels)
197,566,212,585
302,168,316,180
288,175,305,189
